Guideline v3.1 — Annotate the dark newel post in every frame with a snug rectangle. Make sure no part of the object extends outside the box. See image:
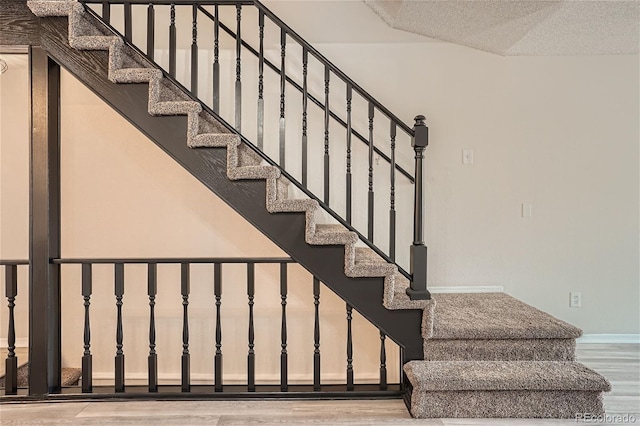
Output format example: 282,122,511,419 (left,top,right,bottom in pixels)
406,115,431,300
29,47,61,395
5,265,18,395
